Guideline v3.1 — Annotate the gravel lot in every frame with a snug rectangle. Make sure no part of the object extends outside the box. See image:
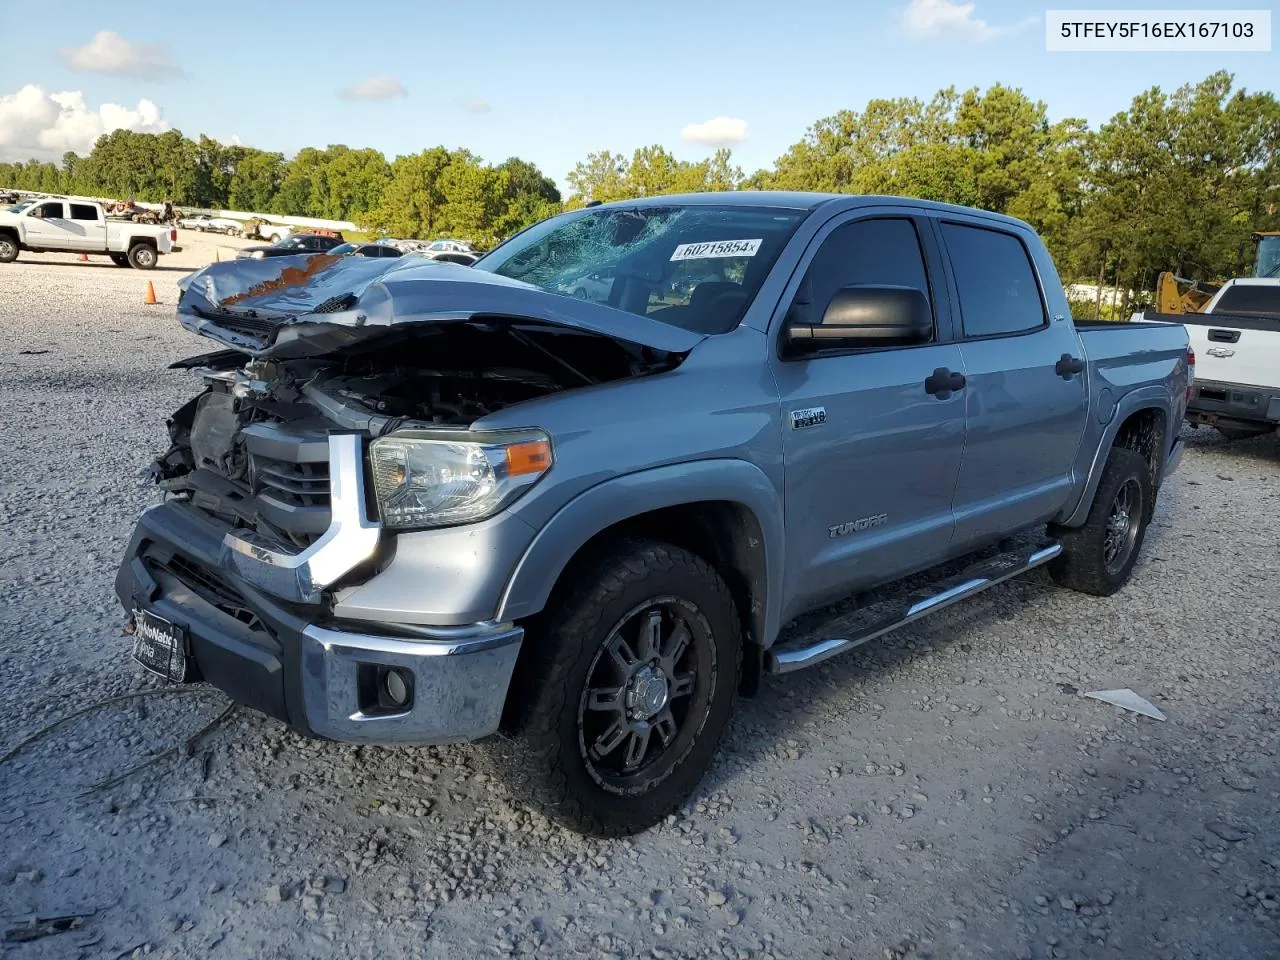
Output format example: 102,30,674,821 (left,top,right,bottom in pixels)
2,236,1279,959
